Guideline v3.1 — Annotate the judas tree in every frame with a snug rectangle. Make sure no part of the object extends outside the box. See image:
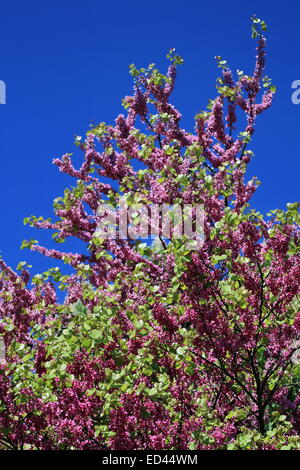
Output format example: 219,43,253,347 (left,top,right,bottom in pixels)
0,17,299,450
